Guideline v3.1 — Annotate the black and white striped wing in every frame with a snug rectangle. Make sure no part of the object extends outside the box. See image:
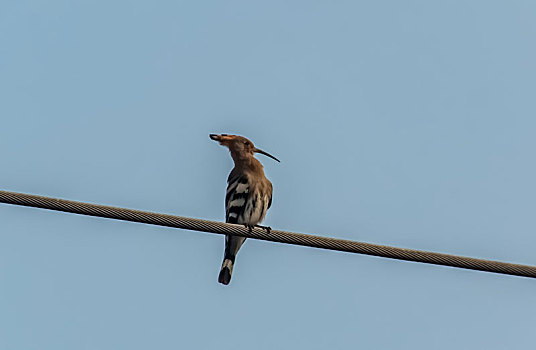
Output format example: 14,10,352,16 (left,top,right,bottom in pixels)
225,175,250,224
